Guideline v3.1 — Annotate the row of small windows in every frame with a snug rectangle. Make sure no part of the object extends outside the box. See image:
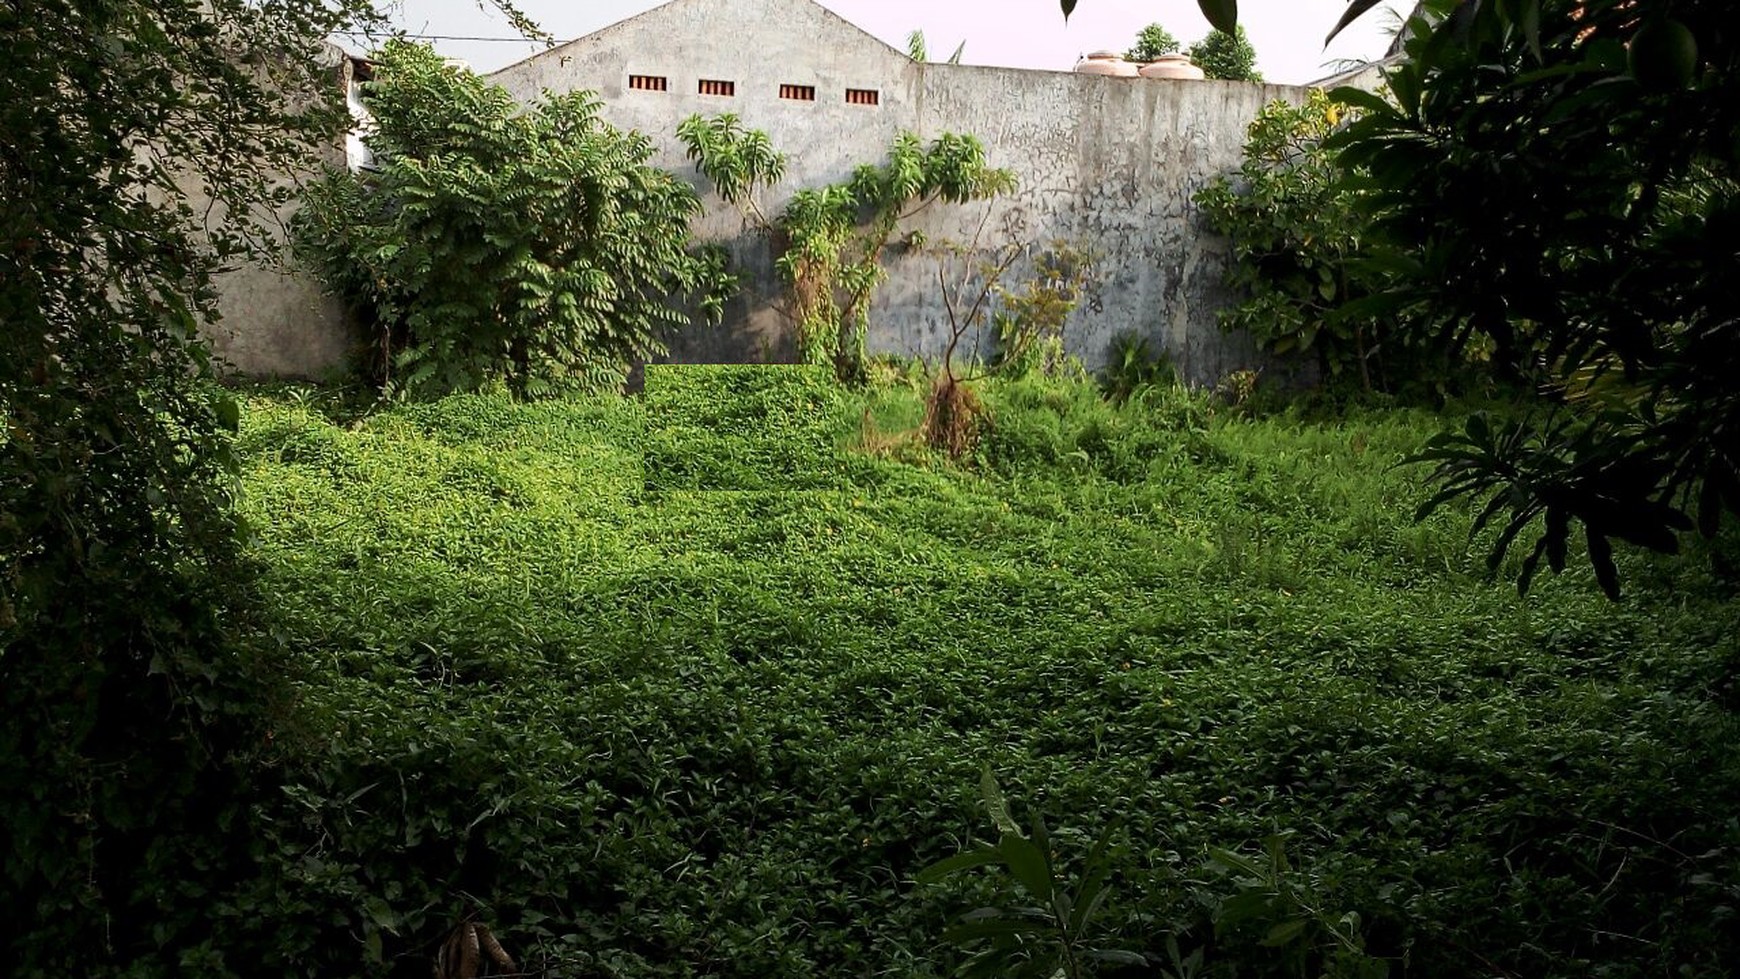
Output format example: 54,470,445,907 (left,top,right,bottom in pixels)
628,75,878,105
